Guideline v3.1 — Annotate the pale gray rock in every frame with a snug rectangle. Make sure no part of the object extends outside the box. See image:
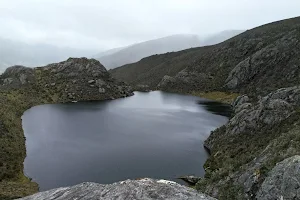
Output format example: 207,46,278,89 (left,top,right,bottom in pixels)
3,77,13,85
96,79,106,86
88,80,95,84
256,155,300,200
232,95,250,108
225,57,251,89
1,65,34,87
158,75,176,88
18,178,216,200
99,87,106,93
234,102,252,114
205,86,300,151
226,86,299,135
19,73,28,84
